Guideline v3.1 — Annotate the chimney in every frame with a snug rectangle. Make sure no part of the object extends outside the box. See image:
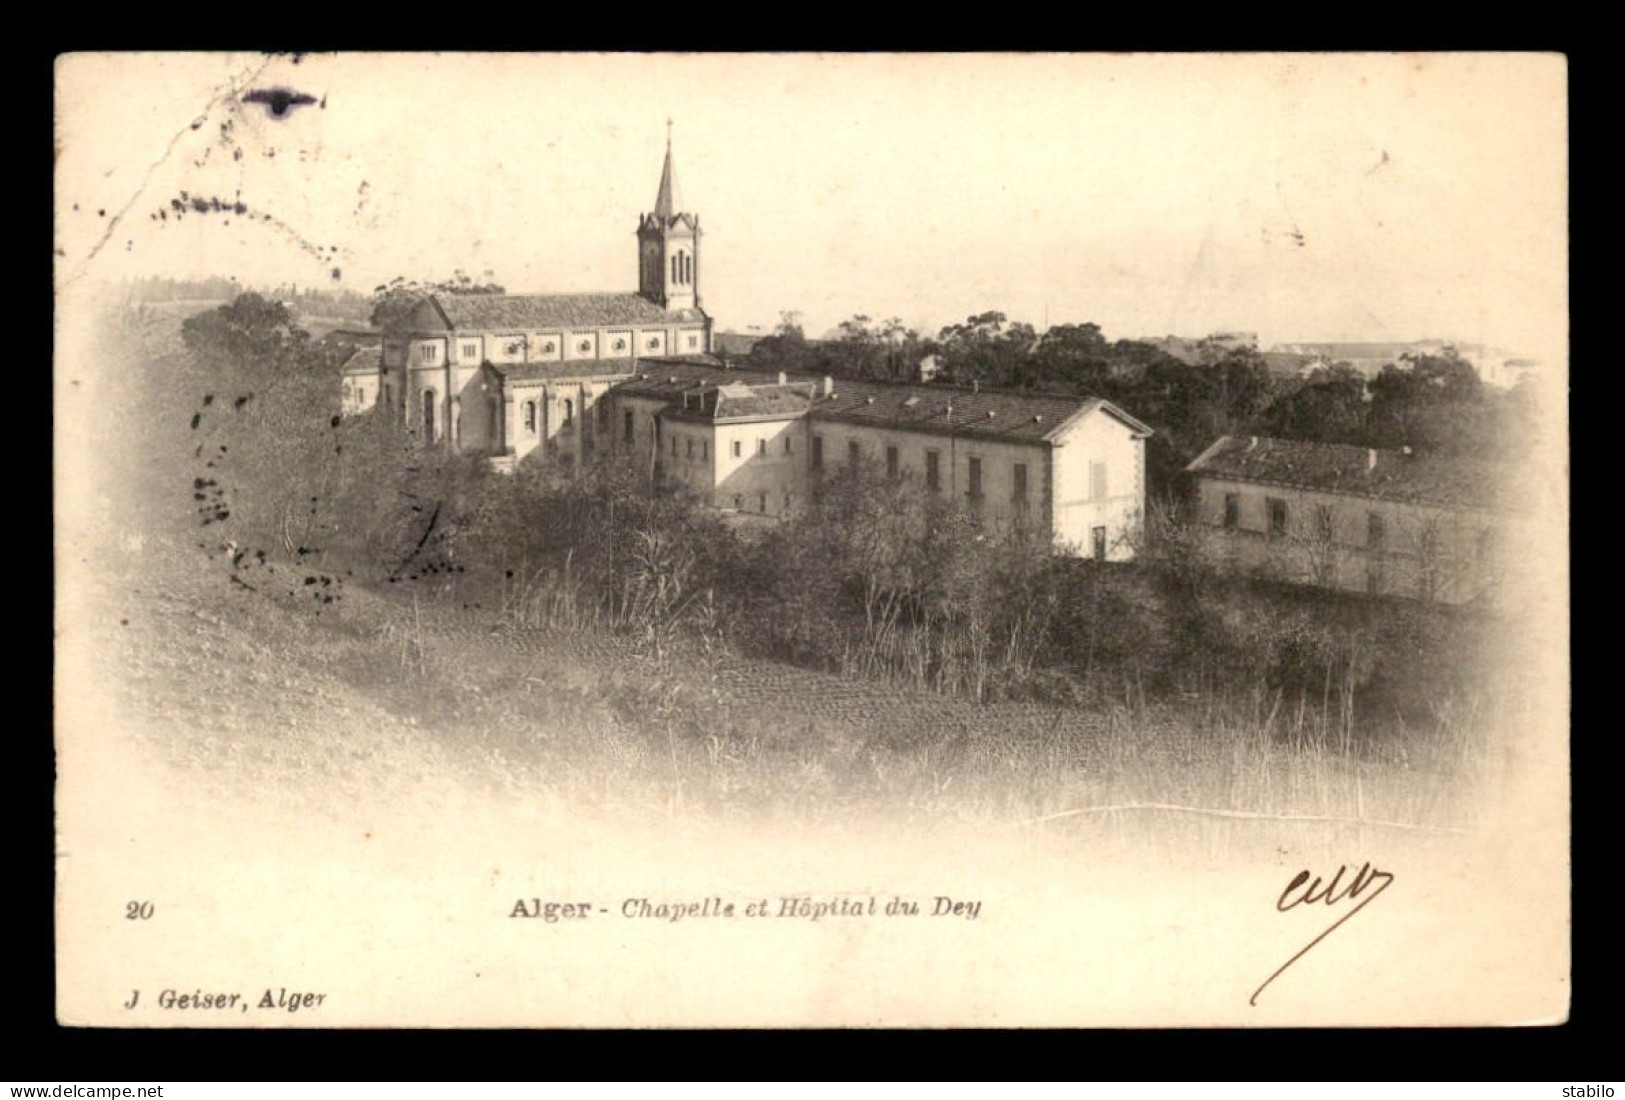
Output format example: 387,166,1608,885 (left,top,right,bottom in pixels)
821,375,834,396
1367,448,1378,472
1402,445,1414,457
778,371,788,386
972,379,980,394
